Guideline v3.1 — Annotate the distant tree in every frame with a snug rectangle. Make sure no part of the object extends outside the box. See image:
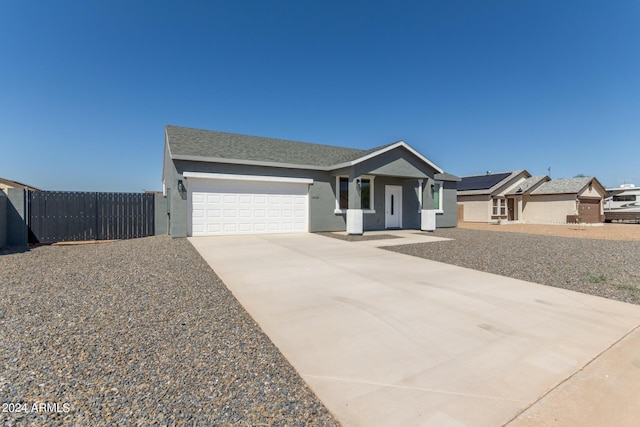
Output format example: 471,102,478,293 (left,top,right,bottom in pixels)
574,173,587,178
